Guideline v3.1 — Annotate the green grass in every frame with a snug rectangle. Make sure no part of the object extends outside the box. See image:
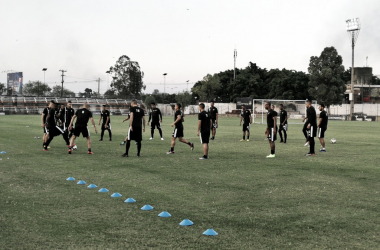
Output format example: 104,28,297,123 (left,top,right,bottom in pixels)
1,115,380,249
